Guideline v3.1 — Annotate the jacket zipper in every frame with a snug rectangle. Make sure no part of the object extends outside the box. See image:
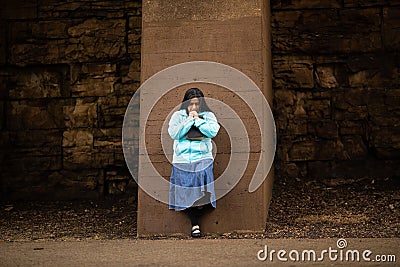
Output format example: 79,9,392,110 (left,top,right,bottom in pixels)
189,141,192,163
